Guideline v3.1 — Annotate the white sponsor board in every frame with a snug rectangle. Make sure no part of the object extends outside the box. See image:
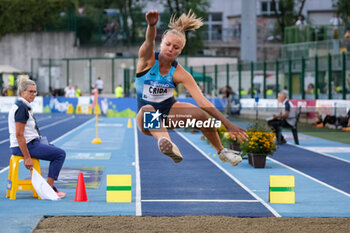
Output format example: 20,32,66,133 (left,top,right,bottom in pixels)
316,100,350,117
77,96,92,114
0,96,43,113
240,98,279,116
